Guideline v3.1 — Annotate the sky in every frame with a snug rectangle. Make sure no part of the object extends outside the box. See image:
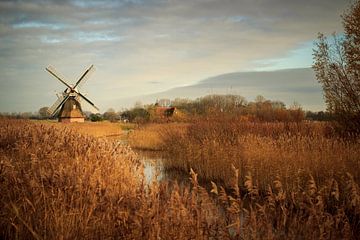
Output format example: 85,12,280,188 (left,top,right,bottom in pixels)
0,0,349,112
